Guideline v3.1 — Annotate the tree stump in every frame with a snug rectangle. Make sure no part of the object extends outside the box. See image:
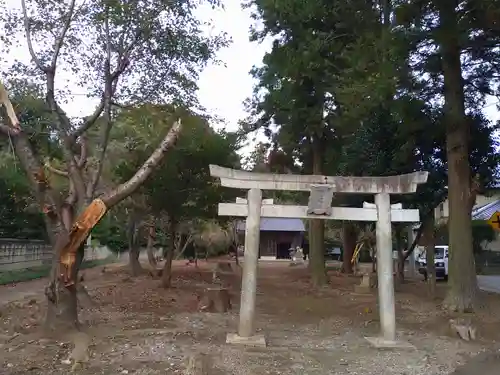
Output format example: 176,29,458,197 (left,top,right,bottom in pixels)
214,262,233,273
184,353,210,375
212,262,234,285
198,287,231,313
449,318,477,341
69,331,90,371
148,268,163,279
354,274,372,293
